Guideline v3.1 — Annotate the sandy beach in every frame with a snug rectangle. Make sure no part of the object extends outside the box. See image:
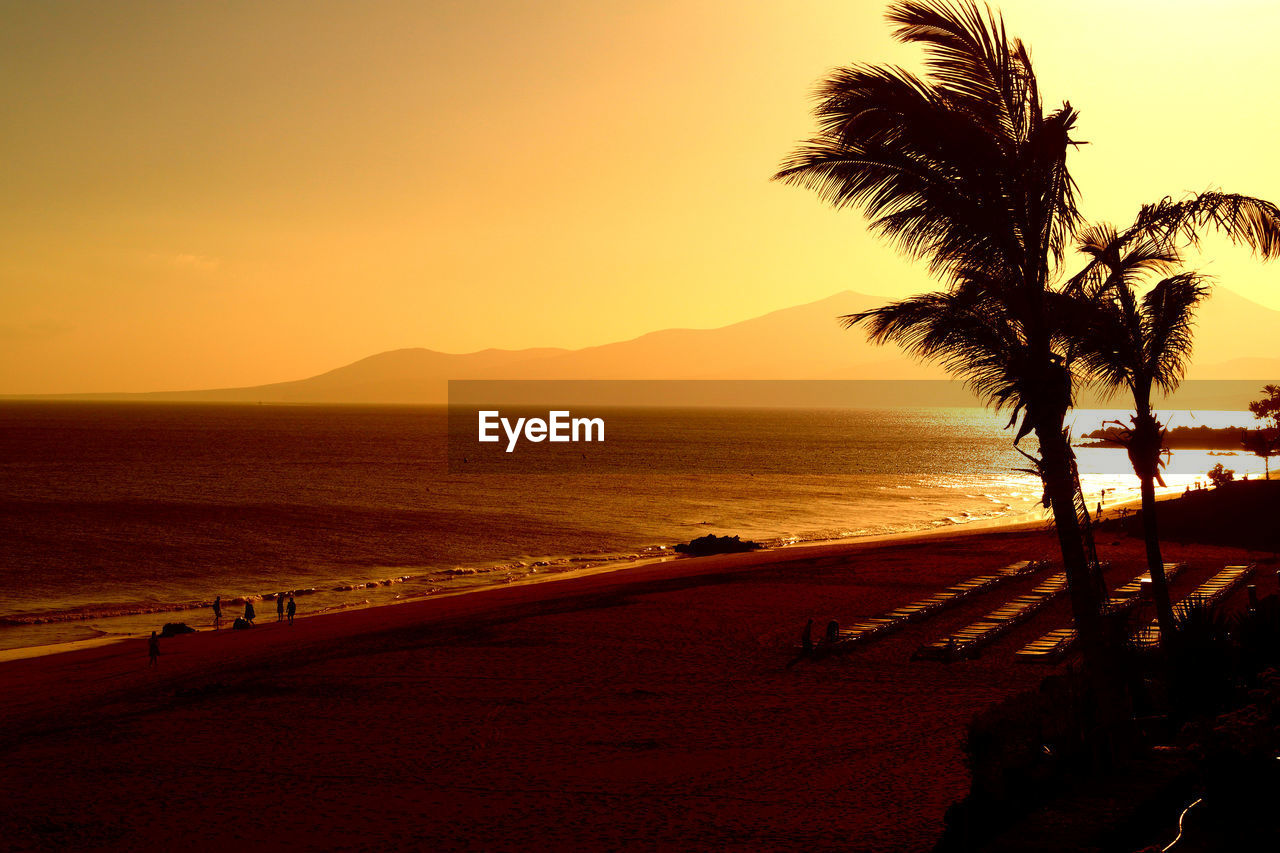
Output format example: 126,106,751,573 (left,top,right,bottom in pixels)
1,520,1272,852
